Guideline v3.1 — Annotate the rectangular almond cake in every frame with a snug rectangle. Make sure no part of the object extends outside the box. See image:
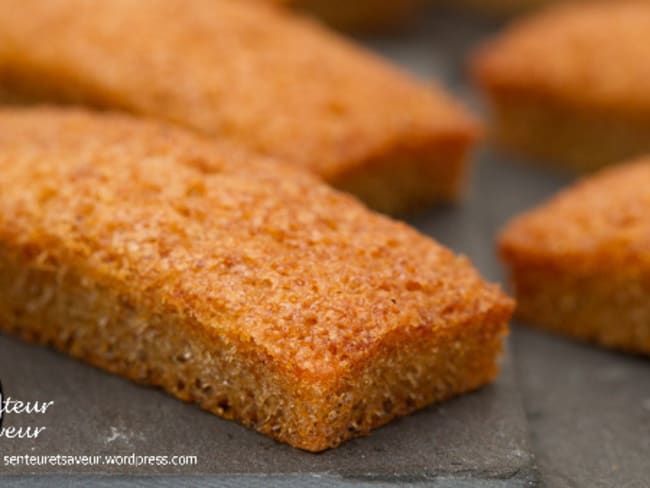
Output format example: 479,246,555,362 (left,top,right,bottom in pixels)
471,1,650,172
0,107,512,451
0,0,478,216
499,158,650,355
